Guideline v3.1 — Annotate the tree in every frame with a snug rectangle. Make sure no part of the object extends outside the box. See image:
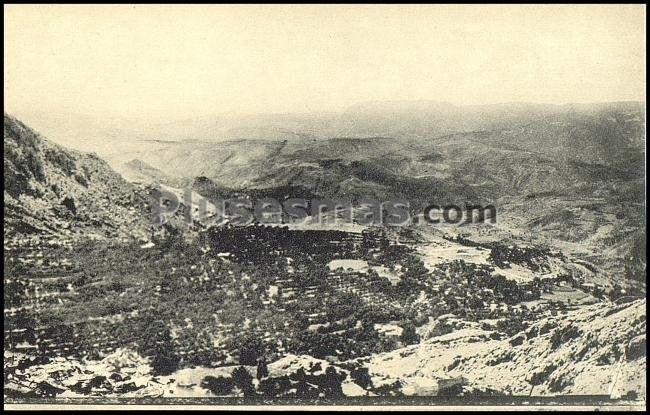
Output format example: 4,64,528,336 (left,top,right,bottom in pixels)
4,280,27,308
400,323,420,345
201,376,234,395
138,318,179,376
258,375,291,398
256,358,269,380
350,367,372,389
231,366,255,397
293,368,318,398
150,336,180,376
326,291,362,322
236,335,266,366
322,366,344,397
